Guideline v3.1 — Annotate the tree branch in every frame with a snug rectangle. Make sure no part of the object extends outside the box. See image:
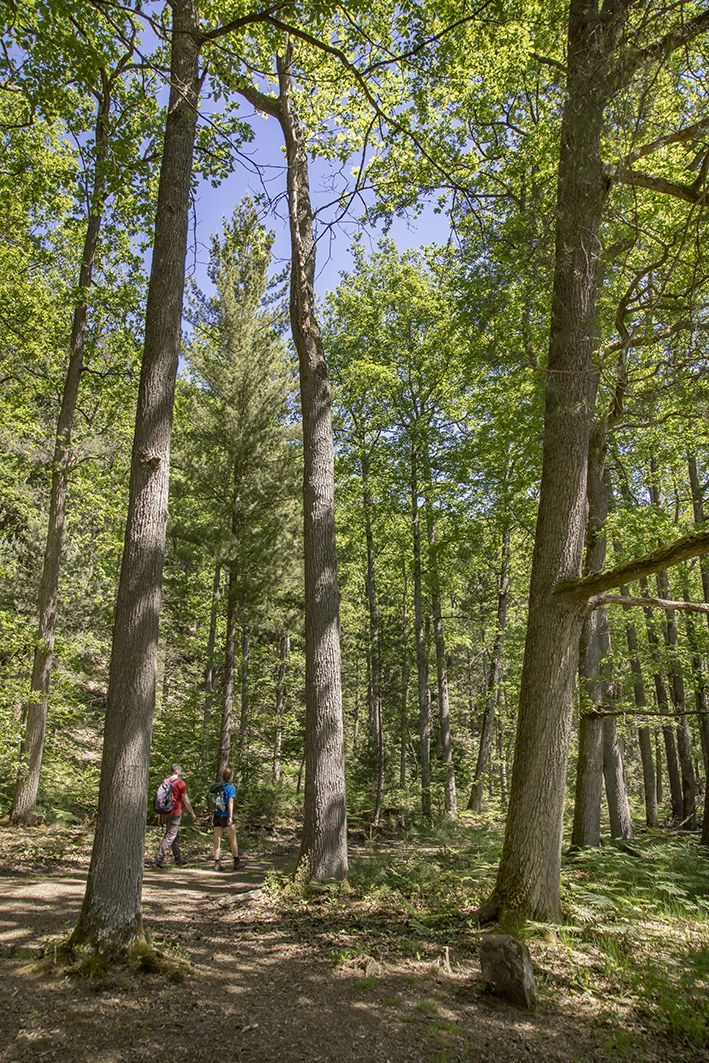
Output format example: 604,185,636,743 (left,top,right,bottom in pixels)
199,3,290,43
256,15,474,199
530,52,566,75
556,529,709,603
584,708,708,720
588,593,709,615
233,79,282,118
610,167,706,204
606,10,709,96
618,119,709,167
